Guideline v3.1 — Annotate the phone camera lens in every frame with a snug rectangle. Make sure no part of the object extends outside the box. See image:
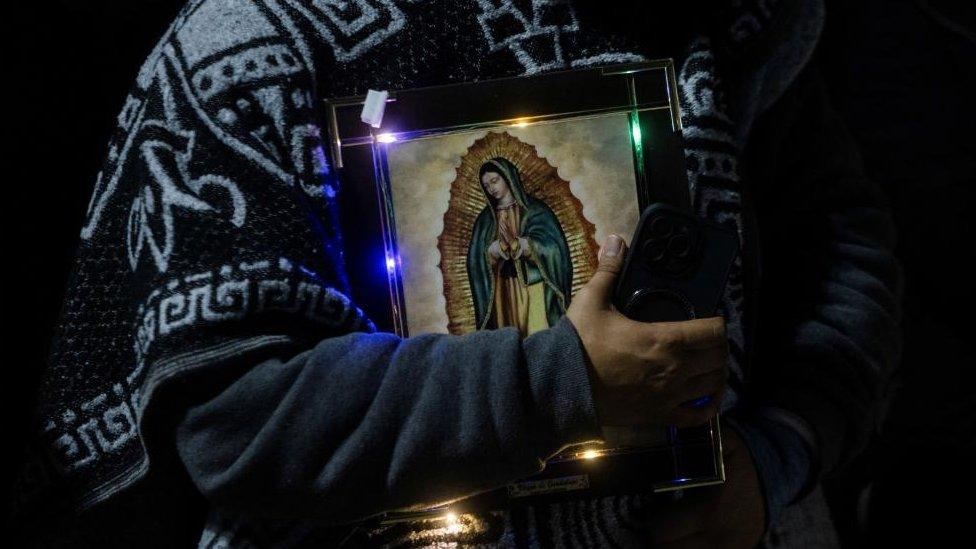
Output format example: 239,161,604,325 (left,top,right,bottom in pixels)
650,217,674,238
668,234,691,258
643,239,667,263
